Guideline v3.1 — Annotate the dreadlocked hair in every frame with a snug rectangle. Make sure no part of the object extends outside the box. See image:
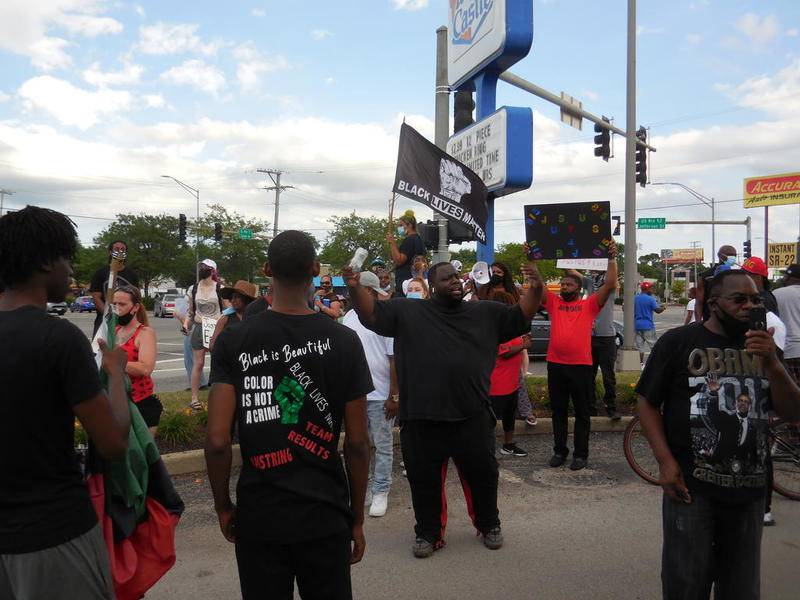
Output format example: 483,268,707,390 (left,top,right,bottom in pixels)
0,206,78,289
